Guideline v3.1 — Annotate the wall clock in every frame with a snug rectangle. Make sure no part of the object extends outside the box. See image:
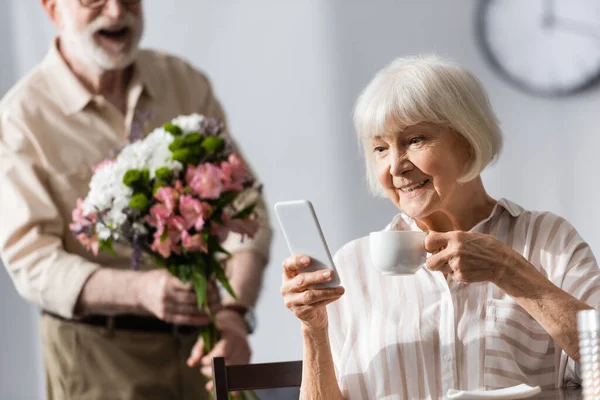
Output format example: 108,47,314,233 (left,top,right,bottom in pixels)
477,0,600,97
